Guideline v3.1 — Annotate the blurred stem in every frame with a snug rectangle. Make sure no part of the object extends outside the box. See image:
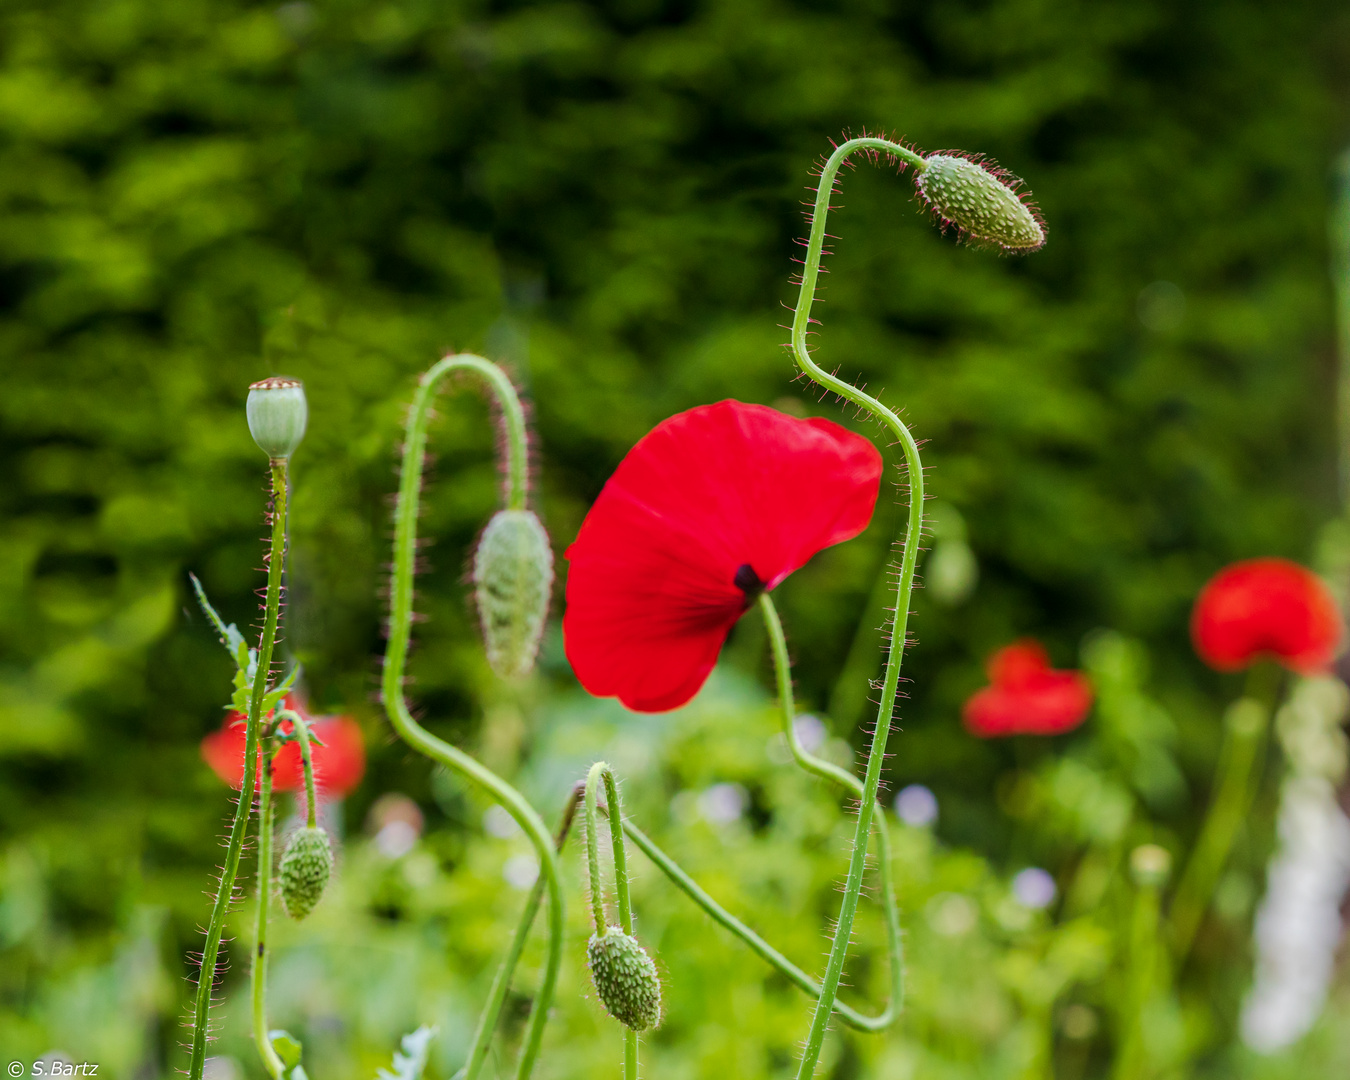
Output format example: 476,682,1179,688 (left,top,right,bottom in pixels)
1331,151,1350,502
1168,663,1280,963
382,354,562,1080
760,593,903,1027
585,762,638,1080
251,741,286,1080
189,458,289,1080
456,785,585,1080
1114,880,1165,1080
788,136,927,1079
